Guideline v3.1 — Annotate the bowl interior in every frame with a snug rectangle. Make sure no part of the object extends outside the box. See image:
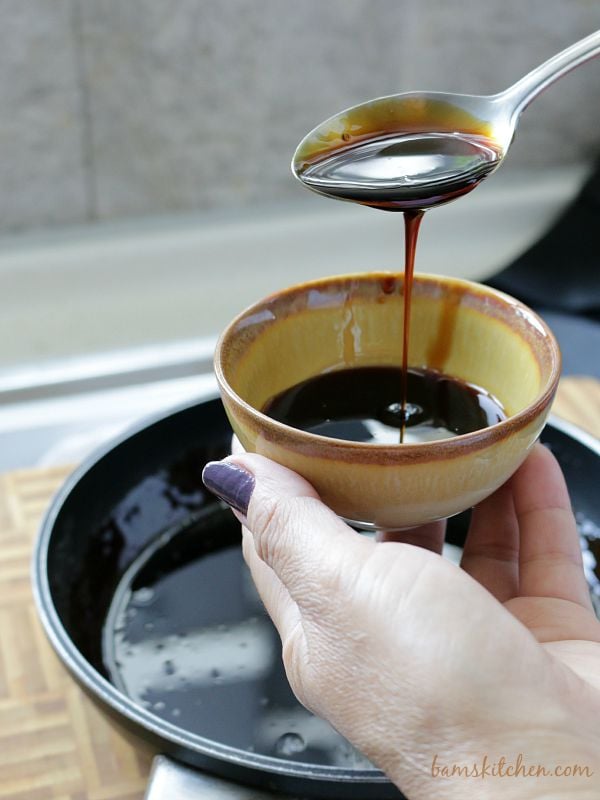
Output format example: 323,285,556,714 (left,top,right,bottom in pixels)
219,273,557,423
